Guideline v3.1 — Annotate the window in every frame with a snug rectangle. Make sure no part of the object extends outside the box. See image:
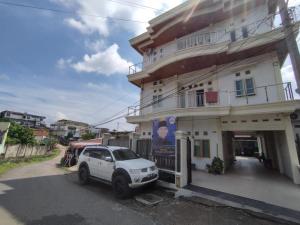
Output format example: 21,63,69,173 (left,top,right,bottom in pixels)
245,78,255,95
113,149,139,161
230,30,236,42
194,140,210,158
153,95,163,108
242,26,248,38
235,80,244,96
196,90,204,107
235,78,255,97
